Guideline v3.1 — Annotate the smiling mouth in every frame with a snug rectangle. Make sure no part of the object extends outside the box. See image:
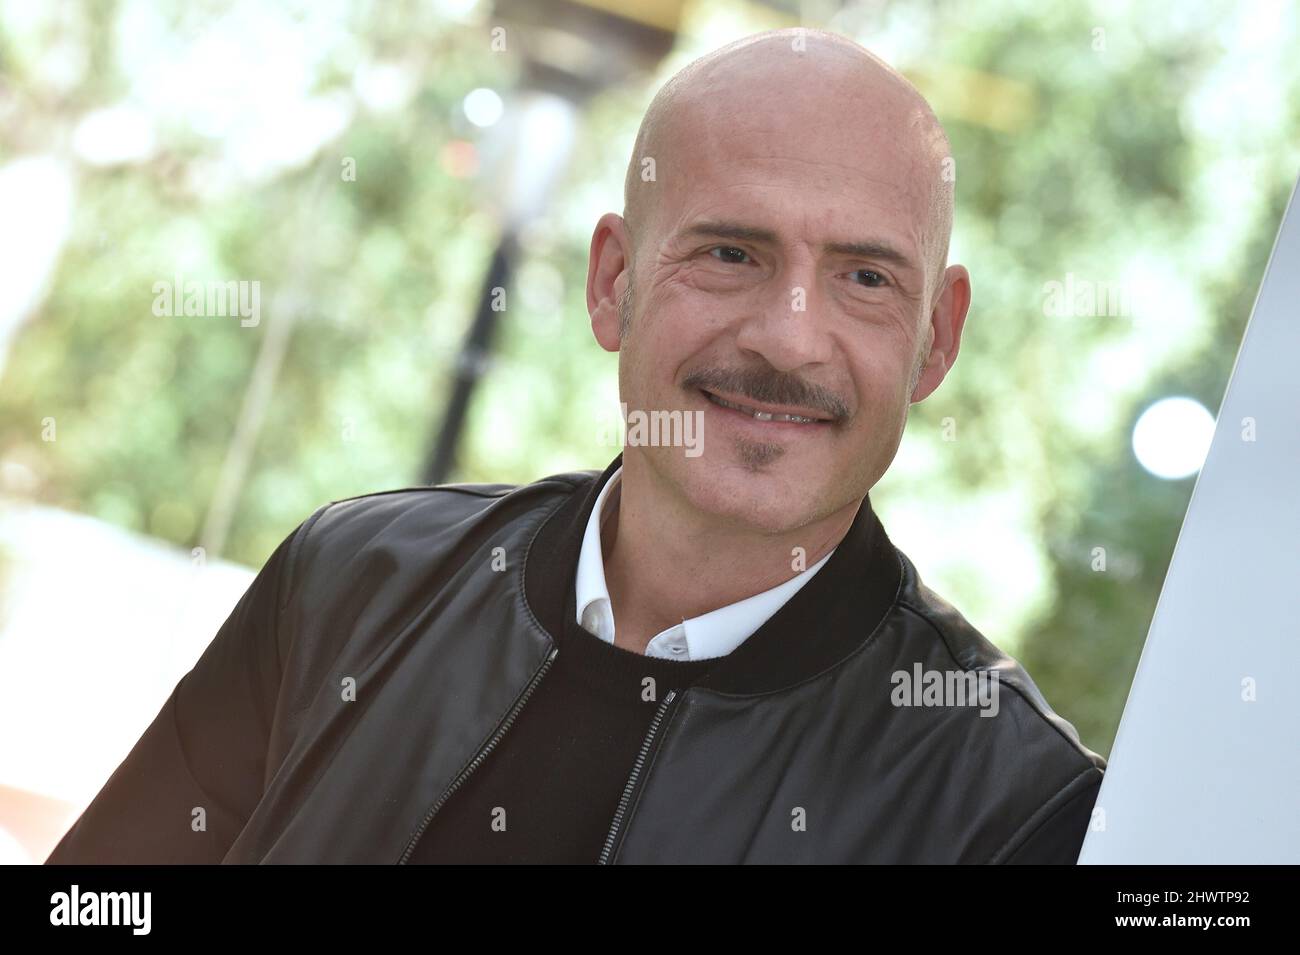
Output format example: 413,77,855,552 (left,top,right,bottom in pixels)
699,389,831,424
